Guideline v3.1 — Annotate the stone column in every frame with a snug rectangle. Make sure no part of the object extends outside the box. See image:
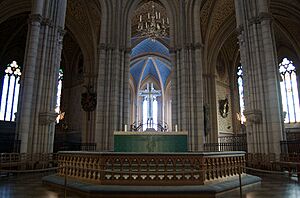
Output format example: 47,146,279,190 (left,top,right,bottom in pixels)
171,43,205,151
170,0,205,151
94,0,131,151
234,0,283,155
16,0,67,153
203,73,218,144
